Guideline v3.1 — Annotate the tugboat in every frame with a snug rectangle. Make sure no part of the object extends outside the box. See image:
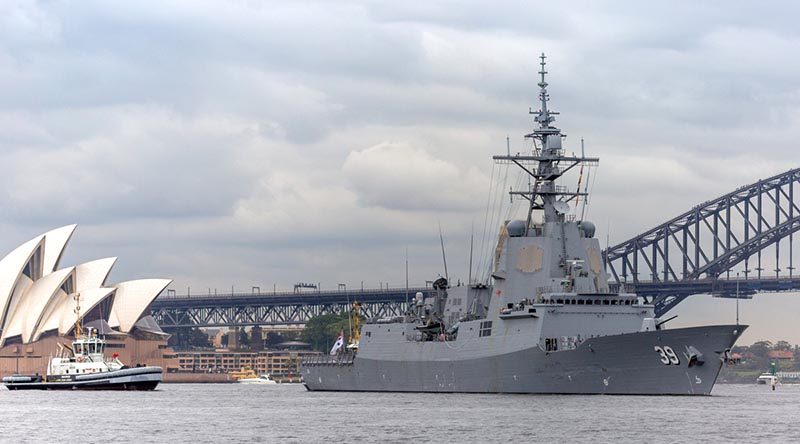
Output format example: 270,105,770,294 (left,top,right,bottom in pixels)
3,293,162,390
